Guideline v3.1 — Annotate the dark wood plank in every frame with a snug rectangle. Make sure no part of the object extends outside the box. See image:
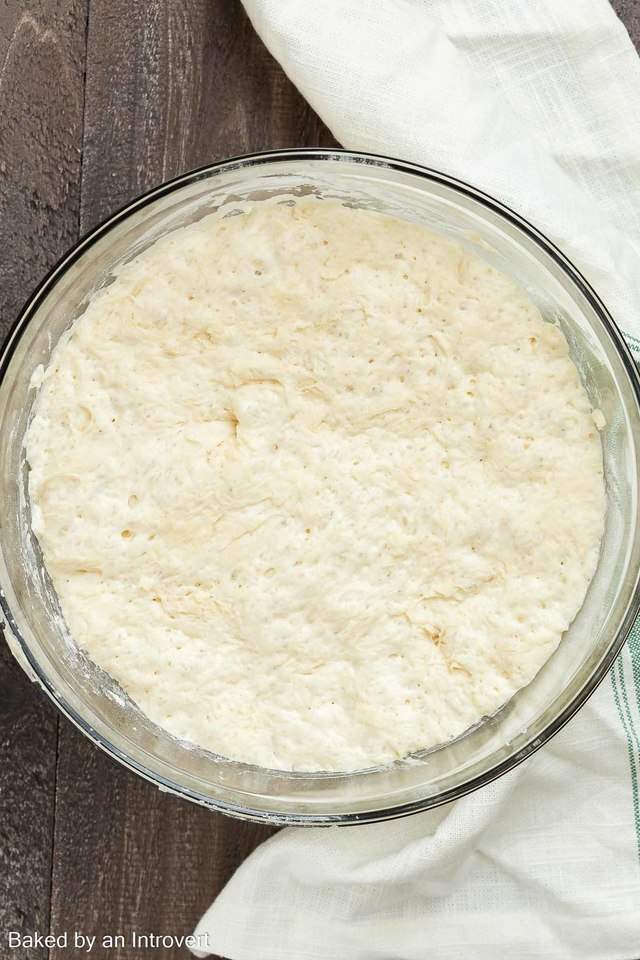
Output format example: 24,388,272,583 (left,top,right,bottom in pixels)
613,0,640,43
0,0,88,335
50,729,277,959
0,2,88,957
49,3,336,959
80,0,338,231
0,645,57,960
